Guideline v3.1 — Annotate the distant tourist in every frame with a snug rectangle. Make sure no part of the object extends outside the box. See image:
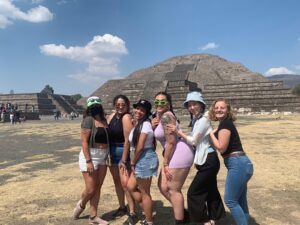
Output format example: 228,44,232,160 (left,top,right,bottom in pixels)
127,99,158,225
73,96,109,225
152,91,193,224
9,110,15,125
209,98,254,225
168,92,225,225
106,95,136,223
